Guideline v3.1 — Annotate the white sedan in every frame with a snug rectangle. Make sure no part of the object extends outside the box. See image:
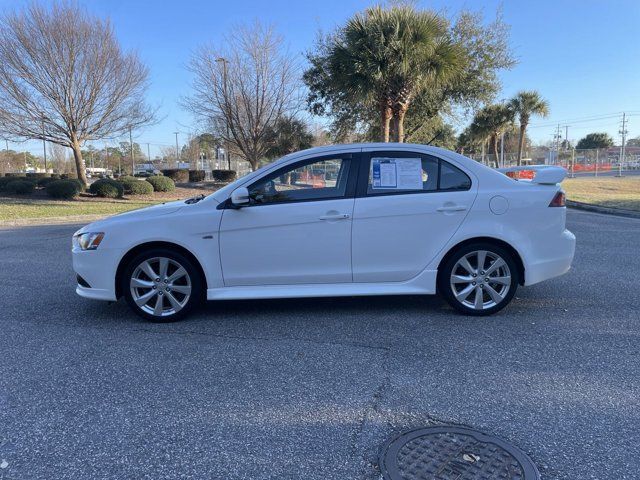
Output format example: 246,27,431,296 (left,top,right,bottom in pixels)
72,144,575,321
